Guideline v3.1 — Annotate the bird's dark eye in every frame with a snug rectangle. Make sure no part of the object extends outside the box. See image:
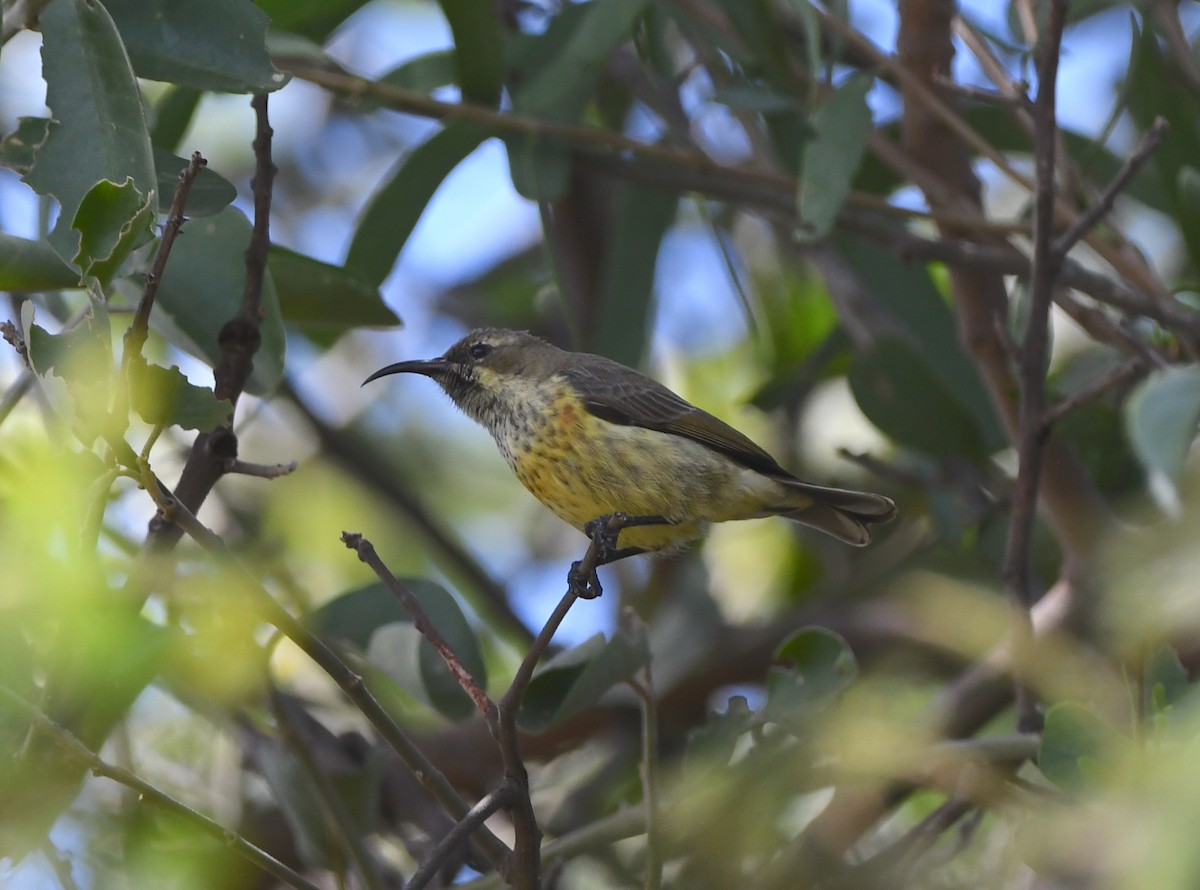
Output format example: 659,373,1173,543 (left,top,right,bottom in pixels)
468,342,492,360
